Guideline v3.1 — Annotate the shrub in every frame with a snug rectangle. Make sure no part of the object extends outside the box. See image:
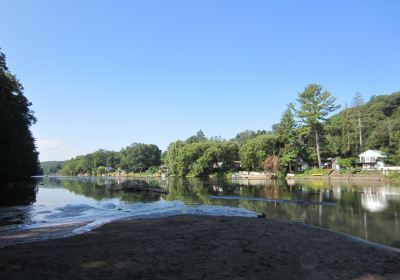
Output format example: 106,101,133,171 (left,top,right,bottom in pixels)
301,168,331,176
338,157,357,169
